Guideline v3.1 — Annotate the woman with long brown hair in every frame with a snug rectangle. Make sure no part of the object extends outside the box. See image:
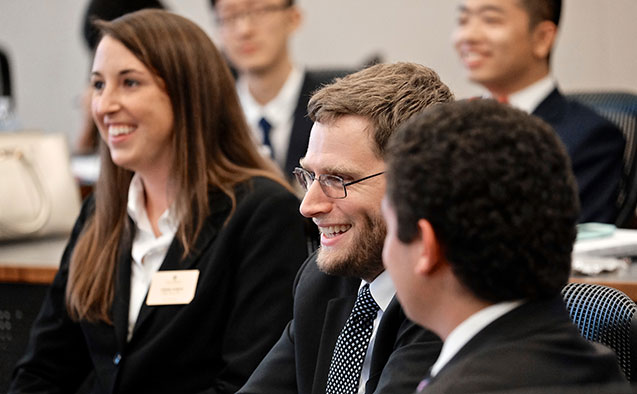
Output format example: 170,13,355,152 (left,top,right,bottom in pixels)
10,9,308,394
